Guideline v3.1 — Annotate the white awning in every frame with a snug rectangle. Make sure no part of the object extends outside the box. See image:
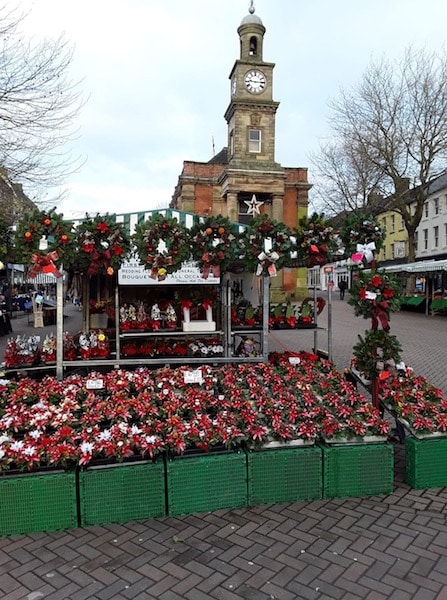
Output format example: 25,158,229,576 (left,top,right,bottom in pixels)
405,260,447,273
